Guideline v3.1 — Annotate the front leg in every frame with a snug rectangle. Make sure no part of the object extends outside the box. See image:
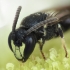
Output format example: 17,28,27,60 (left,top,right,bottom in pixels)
38,37,46,60
58,24,68,57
